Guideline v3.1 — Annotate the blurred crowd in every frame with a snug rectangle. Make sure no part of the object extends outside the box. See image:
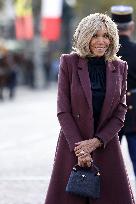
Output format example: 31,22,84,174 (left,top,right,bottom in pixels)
0,47,59,101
